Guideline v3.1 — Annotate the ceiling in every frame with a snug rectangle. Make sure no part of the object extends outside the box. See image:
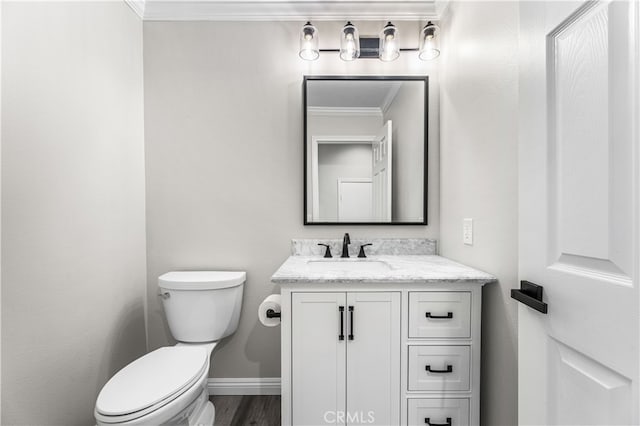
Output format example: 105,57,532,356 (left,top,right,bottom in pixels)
125,0,447,21
307,80,403,109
